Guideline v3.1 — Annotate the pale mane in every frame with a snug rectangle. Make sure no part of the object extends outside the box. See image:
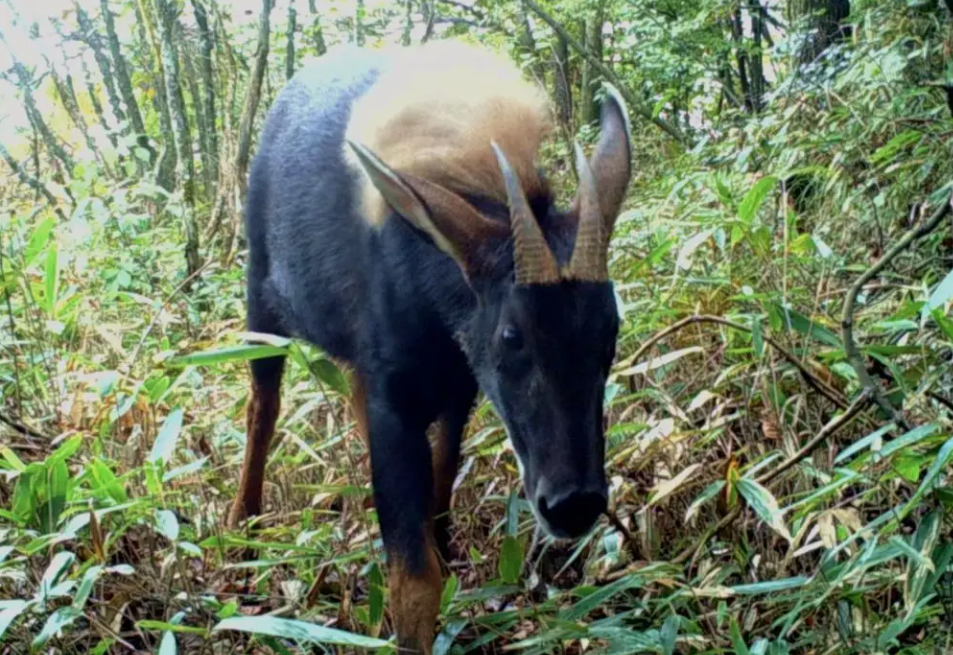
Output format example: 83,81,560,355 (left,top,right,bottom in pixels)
345,40,554,226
